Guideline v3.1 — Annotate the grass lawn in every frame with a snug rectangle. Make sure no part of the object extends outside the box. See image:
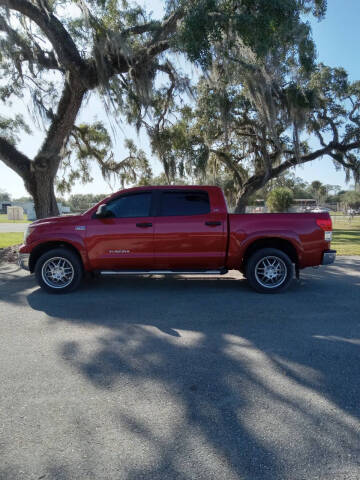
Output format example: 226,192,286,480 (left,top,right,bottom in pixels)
331,215,360,255
0,213,30,223
0,232,24,248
